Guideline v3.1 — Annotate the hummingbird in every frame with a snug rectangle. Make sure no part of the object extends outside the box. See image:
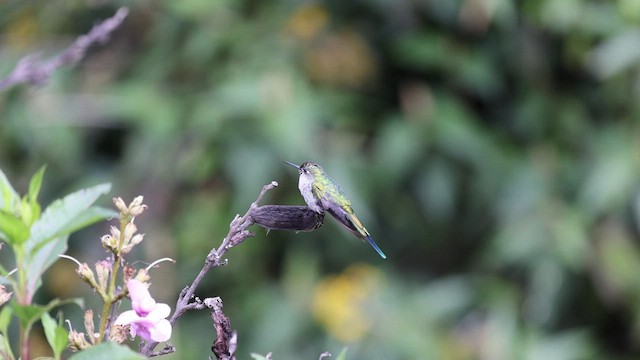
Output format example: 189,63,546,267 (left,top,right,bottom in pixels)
285,161,386,259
